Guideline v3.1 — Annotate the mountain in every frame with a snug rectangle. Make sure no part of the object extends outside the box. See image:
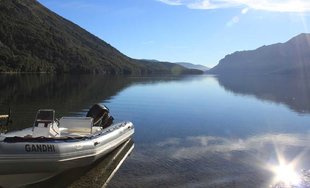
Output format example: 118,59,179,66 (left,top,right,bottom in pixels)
0,0,201,75
177,62,210,72
208,33,310,75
